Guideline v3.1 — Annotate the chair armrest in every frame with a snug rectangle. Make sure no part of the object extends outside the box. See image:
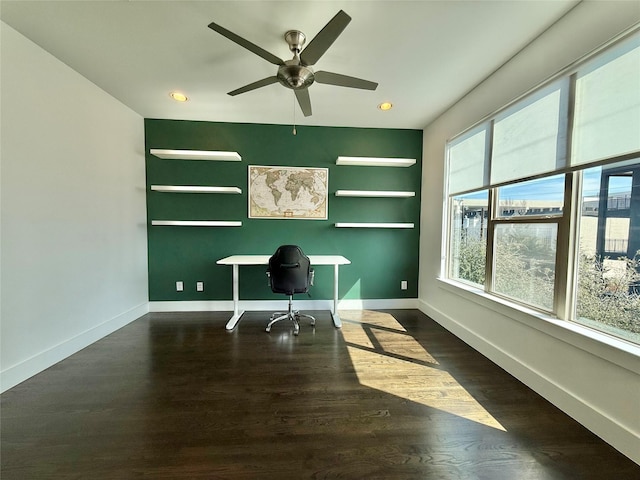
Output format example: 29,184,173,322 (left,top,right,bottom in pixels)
310,269,315,286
